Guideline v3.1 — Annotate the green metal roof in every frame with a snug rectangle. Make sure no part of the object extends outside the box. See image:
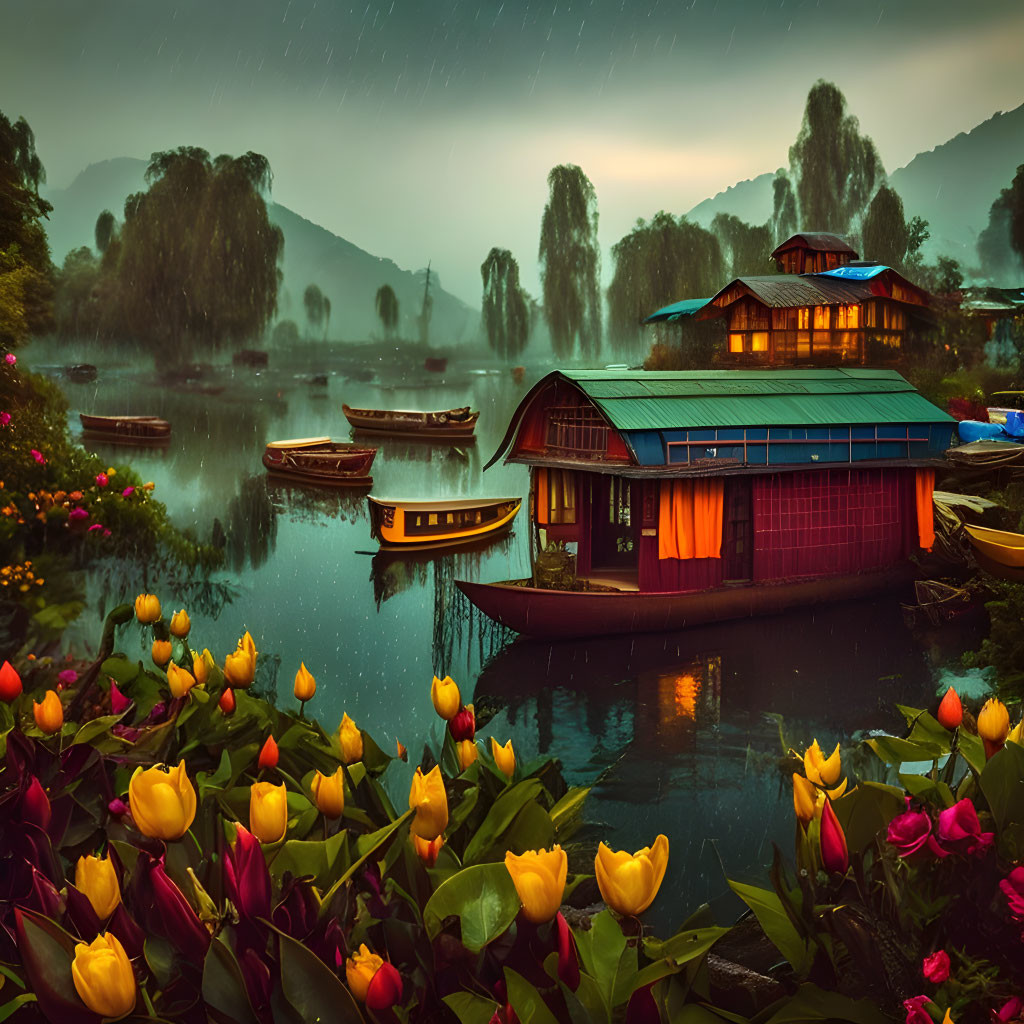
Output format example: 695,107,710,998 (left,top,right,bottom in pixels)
559,368,952,431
